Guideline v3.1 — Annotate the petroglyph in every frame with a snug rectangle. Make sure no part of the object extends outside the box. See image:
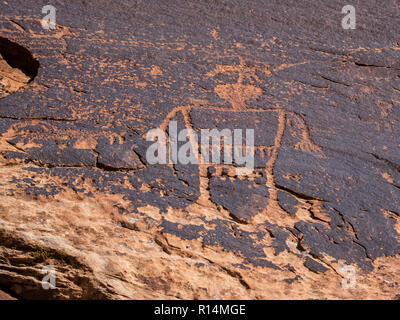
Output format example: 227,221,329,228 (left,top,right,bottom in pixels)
156,59,322,221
